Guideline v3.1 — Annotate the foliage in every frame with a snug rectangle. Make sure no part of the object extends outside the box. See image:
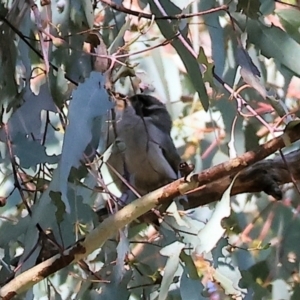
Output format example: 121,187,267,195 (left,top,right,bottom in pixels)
0,0,300,299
